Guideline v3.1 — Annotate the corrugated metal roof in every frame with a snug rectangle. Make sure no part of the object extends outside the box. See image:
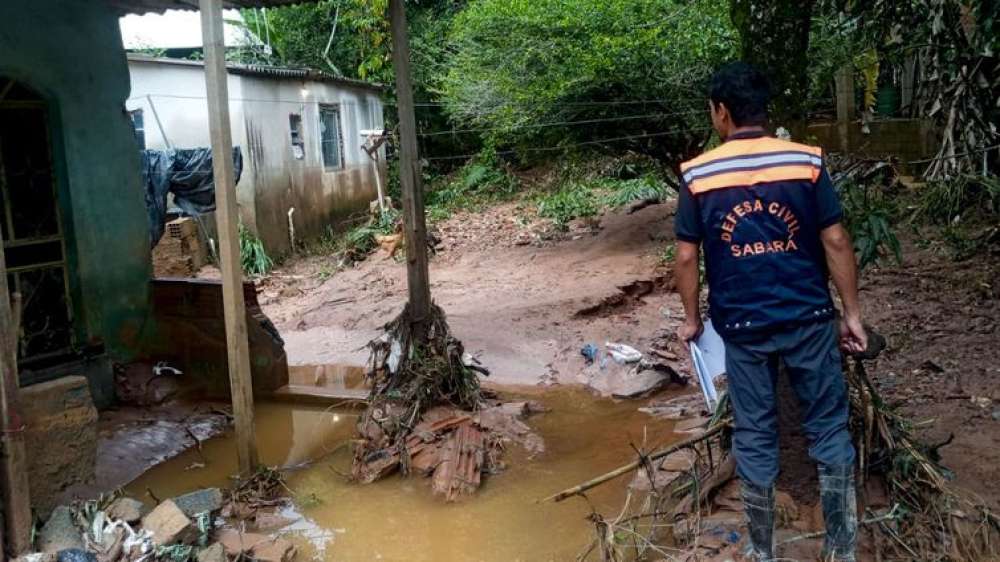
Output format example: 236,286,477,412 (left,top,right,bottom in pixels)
127,54,385,91
106,0,311,16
